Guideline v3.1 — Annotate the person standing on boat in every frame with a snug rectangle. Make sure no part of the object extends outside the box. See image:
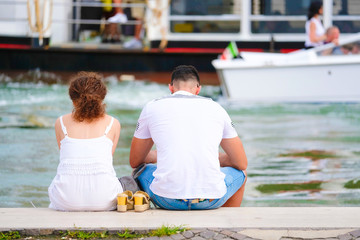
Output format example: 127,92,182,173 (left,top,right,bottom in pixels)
48,72,124,211
305,1,326,49
129,65,247,210
101,0,125,43
107,0,145,49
